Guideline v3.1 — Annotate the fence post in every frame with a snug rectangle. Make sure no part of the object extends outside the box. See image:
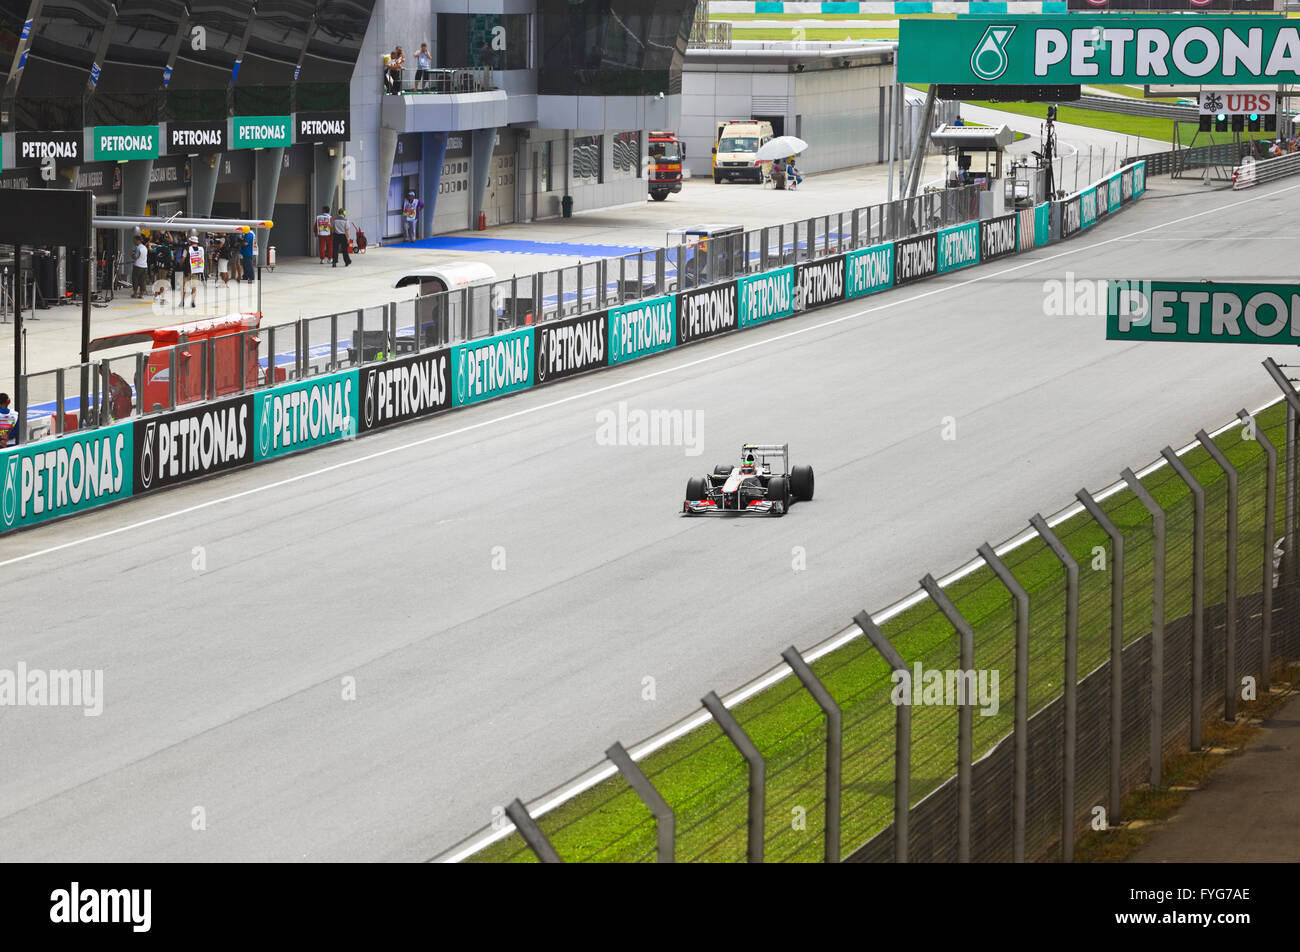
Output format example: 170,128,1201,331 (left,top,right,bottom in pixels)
854,610,909,862
168,346,178,408
133,352,145,415
1122,468,1167,788
1198,429,1239,722
780,647,842,863
1239,408,1276,692
977,543,1028,861
54,367,66,433
504,799,562,863
1161,447,1207,750
1288,403,1297,587
1262,359,1300,585
701,691,765,863
918,574,974,863
1029,513,1078,862
605,741,674,863
1075,488,1126,820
